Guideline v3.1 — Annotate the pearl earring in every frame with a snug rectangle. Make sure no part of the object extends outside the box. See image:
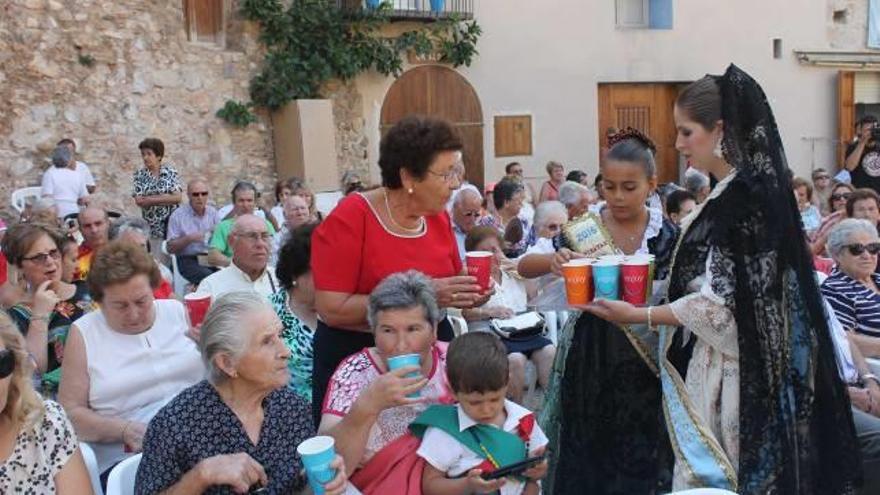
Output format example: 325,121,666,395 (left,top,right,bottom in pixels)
713,139,724,159
408,188,413,194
